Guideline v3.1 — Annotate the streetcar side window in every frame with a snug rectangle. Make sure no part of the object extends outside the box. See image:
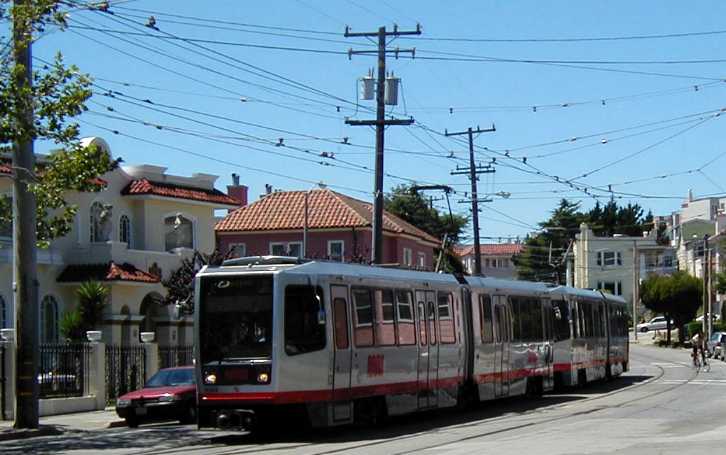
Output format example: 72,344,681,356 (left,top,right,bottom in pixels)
509,297,521,341
428,298,437,345
418,300,427,346
375,289,396,346
396,290,416,345
552,299,570,342
333,297,349,350
480,294,493,343
284,285,326,356
352,288,374,347
438,292,456,344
